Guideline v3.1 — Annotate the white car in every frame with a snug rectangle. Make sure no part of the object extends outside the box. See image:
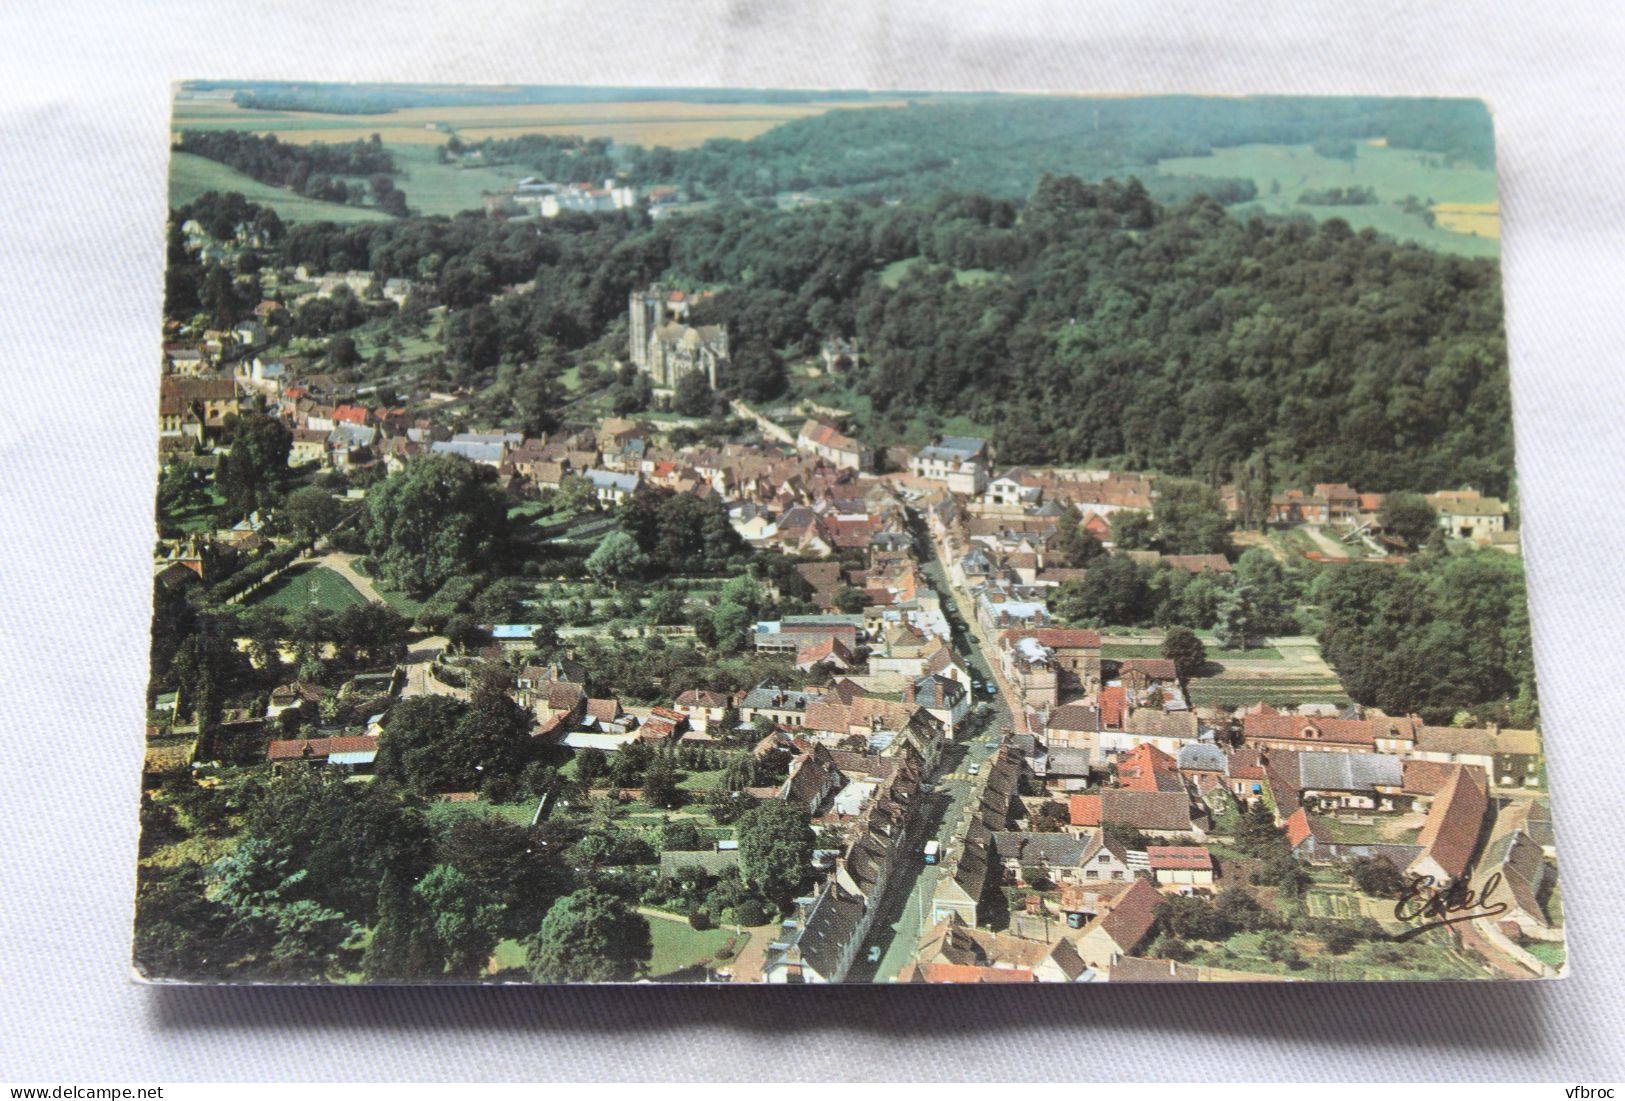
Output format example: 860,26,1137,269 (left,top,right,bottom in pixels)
967,762,981,776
